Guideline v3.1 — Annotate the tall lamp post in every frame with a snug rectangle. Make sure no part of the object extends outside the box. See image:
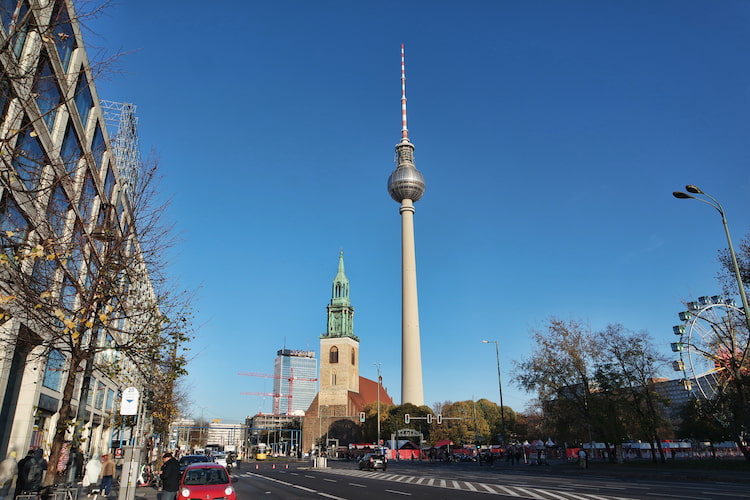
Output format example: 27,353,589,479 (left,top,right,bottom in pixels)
673,185,750,334
482,340,506,445
373,363,382,451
